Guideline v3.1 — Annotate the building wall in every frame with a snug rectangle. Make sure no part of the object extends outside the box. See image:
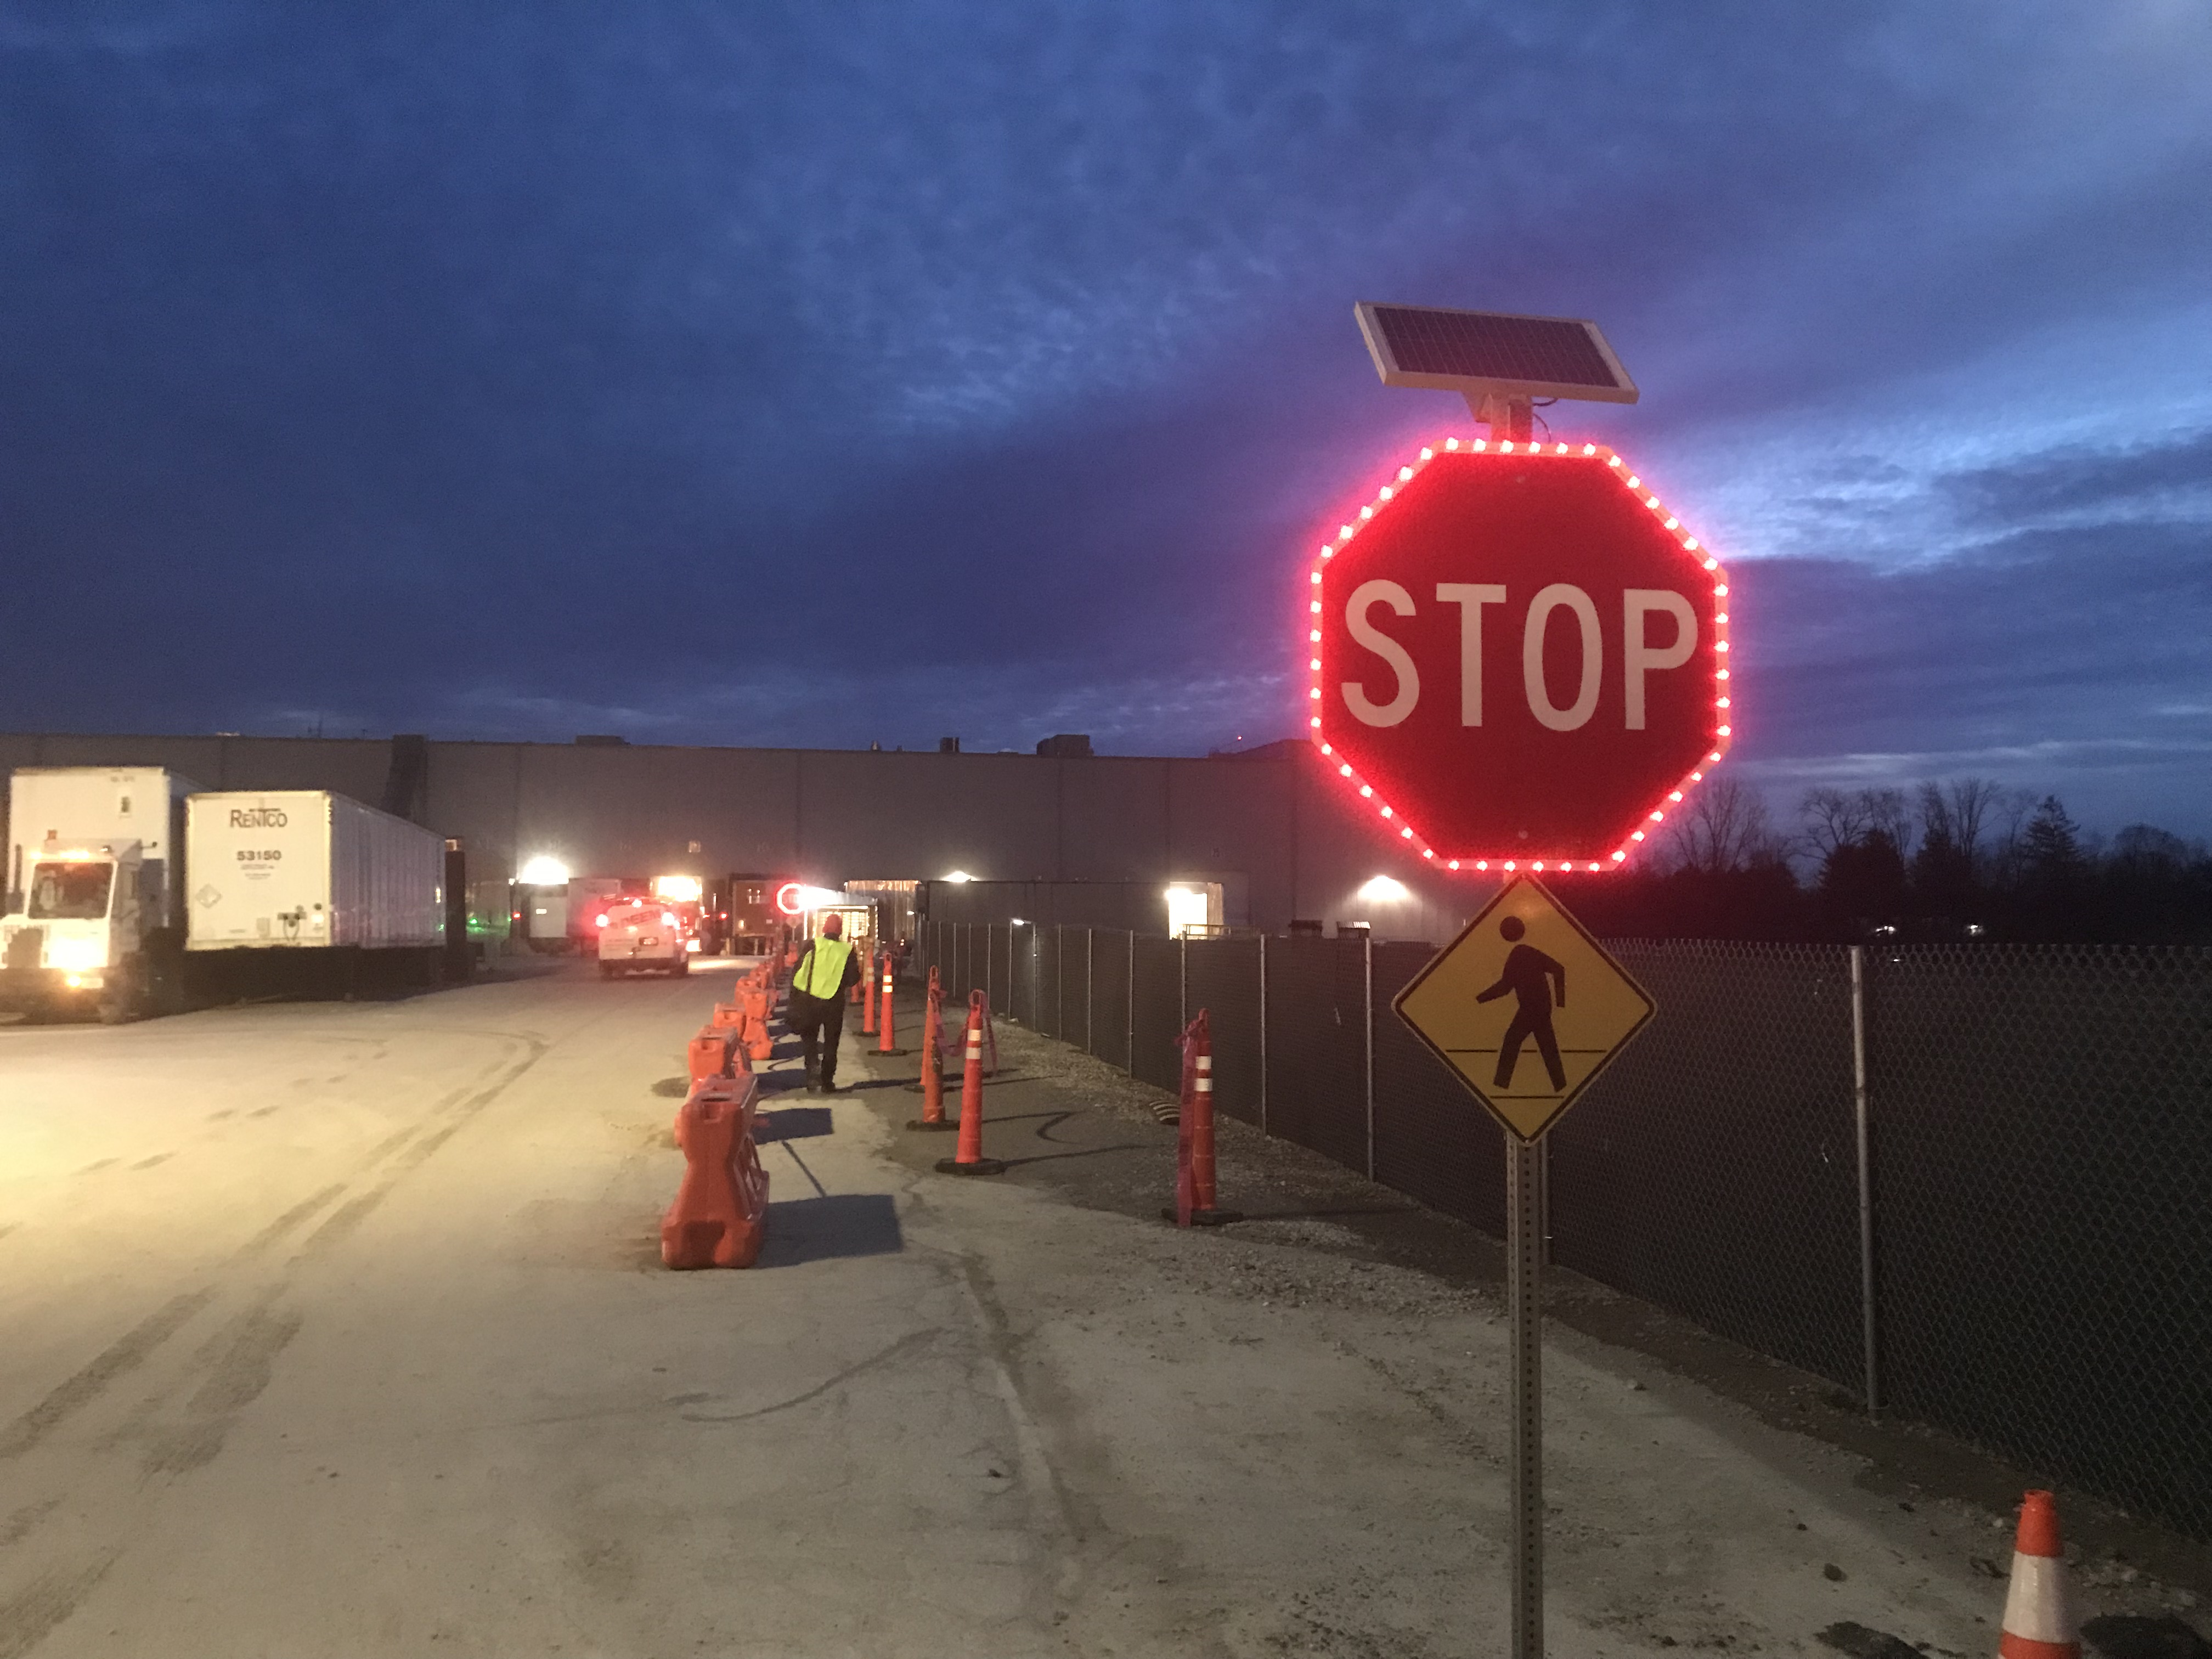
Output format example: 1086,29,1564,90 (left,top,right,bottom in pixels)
0,732,1490,943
